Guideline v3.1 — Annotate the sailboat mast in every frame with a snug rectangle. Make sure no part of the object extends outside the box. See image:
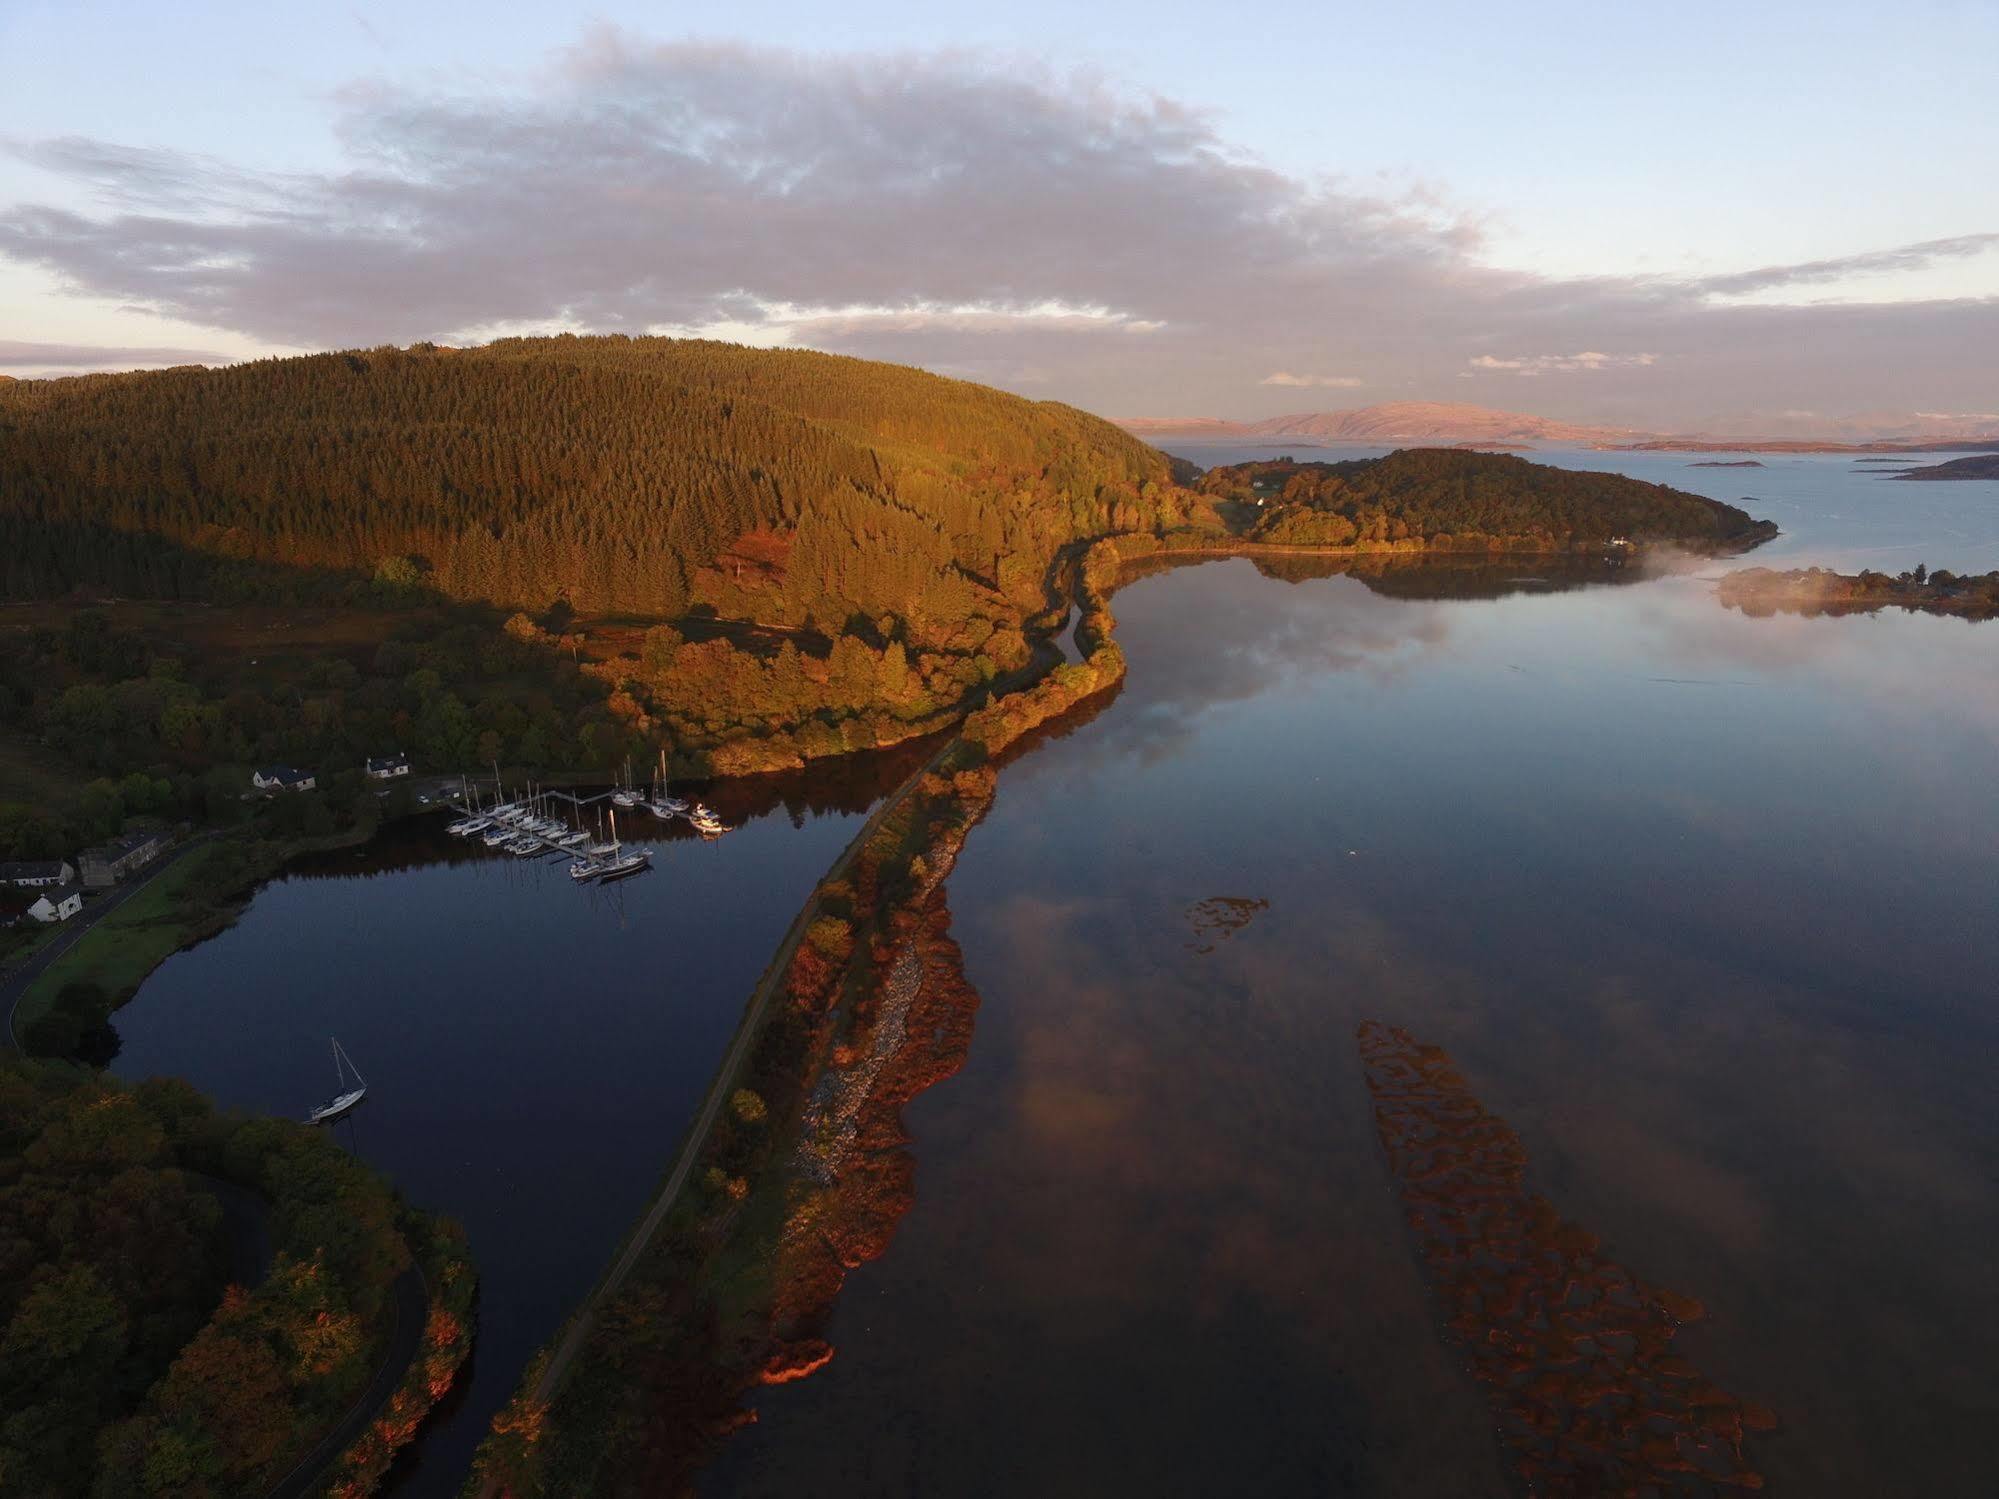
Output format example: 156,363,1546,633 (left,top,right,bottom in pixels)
332,1036,366,1089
